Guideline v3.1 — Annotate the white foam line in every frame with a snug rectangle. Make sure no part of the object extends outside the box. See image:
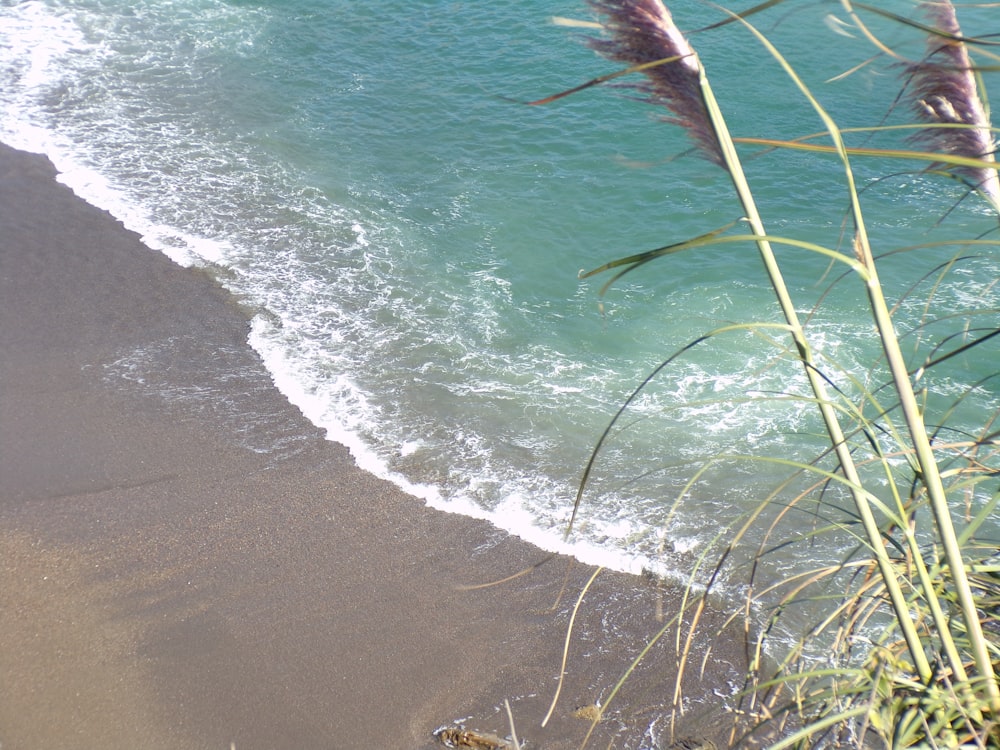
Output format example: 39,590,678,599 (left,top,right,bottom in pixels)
247,312,666,578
